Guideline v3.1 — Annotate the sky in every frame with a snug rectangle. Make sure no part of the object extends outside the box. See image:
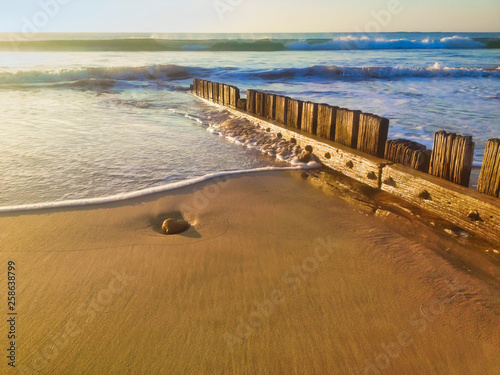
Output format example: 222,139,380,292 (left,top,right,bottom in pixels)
0,0,499,33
